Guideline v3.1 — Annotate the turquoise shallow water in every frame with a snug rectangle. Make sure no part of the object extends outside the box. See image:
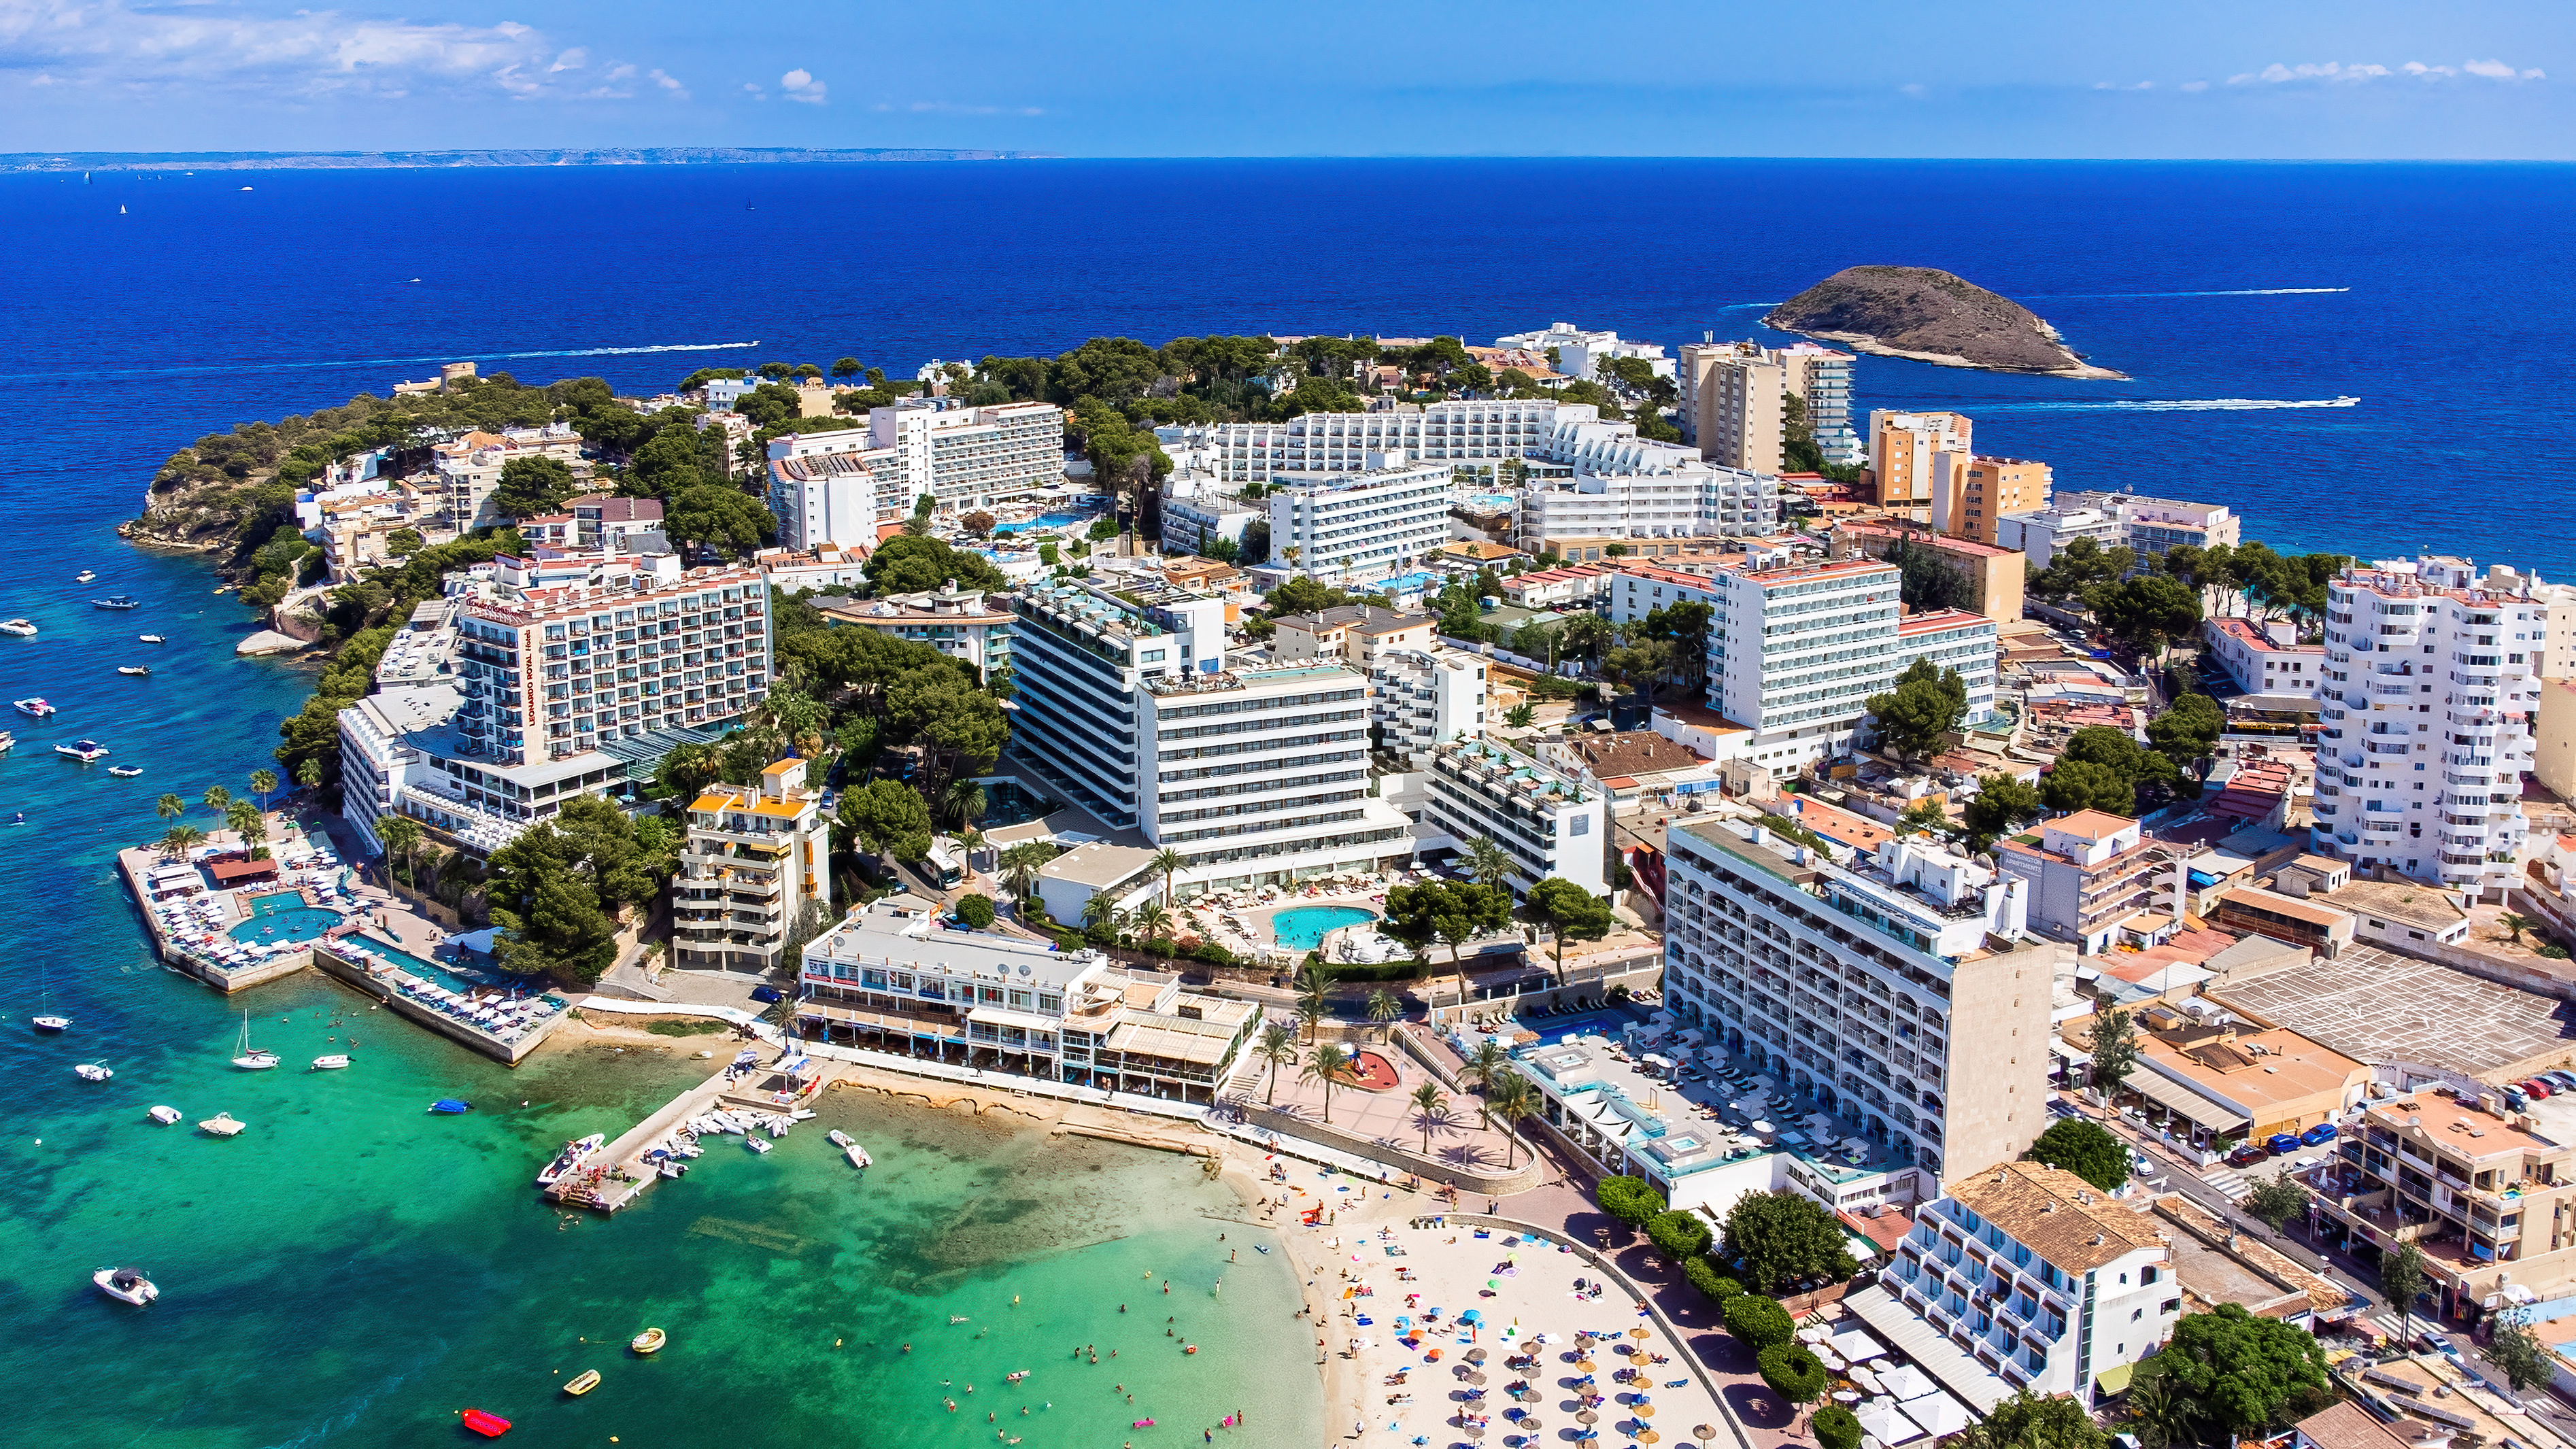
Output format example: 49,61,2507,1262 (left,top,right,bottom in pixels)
0,540,1320,1447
